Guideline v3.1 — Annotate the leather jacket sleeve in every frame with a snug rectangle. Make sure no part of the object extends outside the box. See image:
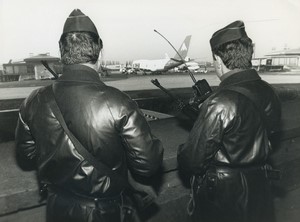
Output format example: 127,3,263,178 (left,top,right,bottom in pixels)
177,97,227,175
15,95,37,169
105,90,164,177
